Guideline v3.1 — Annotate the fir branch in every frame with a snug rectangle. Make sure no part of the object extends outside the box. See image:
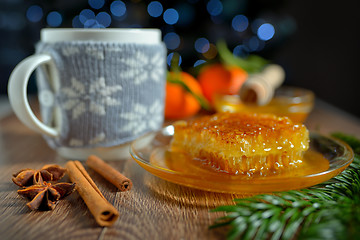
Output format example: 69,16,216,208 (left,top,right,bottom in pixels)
210,134,360,240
